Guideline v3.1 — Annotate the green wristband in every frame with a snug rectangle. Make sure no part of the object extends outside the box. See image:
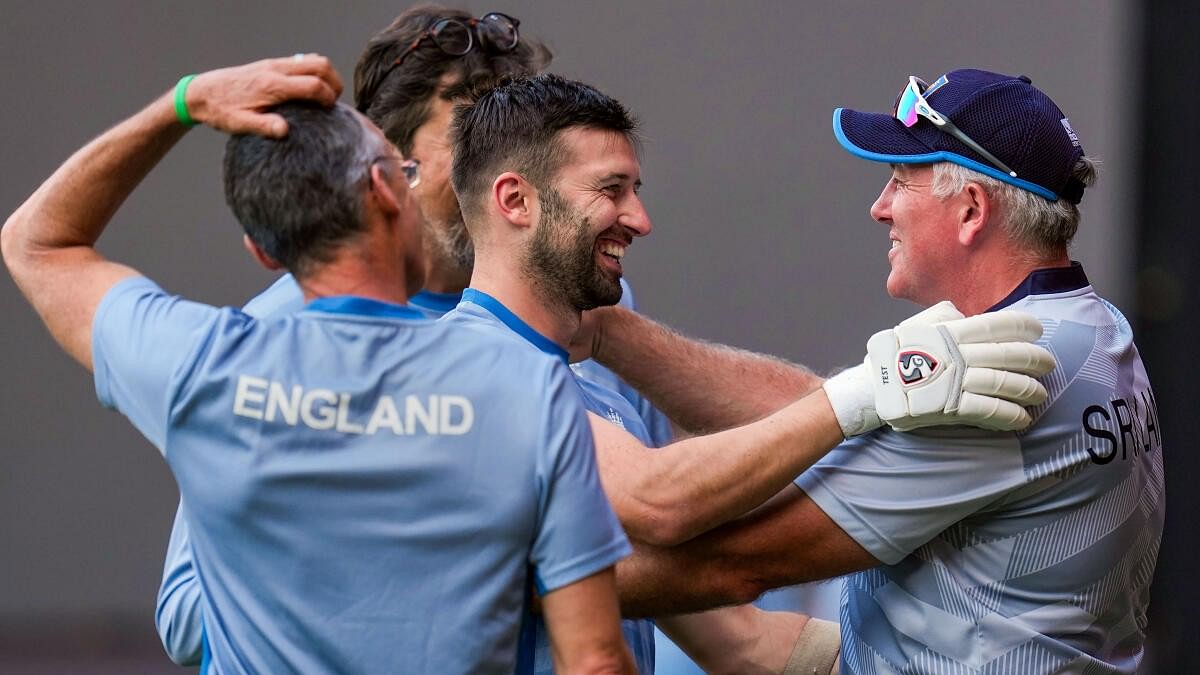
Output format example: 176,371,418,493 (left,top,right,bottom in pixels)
174,74,199,128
